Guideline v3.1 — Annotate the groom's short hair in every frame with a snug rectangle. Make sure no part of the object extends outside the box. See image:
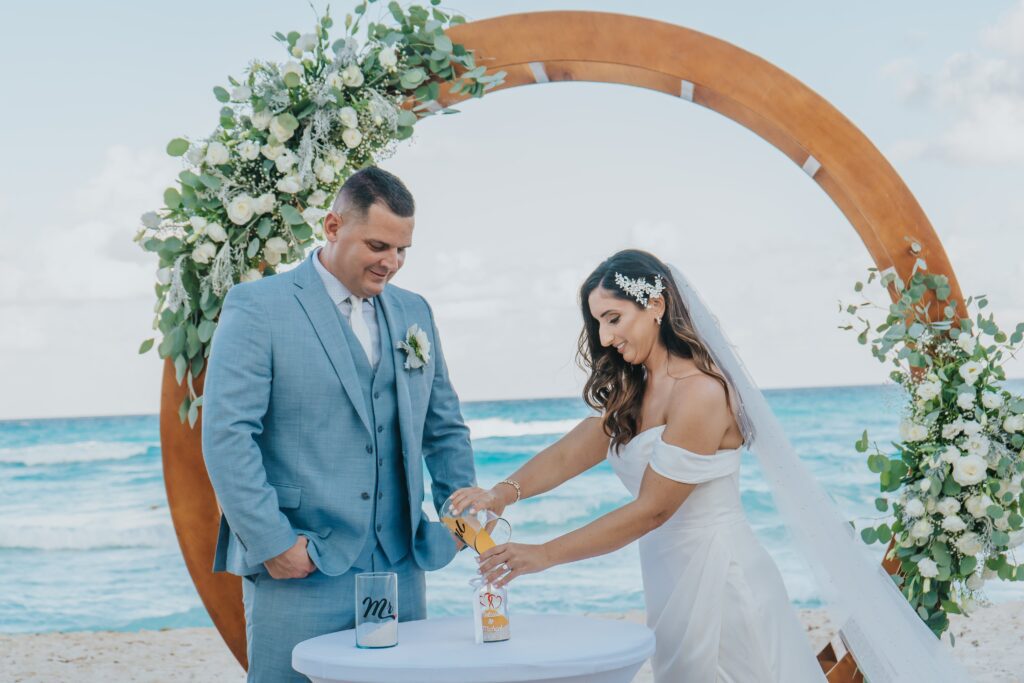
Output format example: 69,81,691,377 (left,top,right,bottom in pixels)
332,167,415,220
